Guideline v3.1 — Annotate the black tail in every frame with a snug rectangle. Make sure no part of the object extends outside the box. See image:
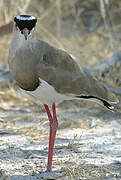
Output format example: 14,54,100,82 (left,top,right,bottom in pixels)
75,95,114,111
